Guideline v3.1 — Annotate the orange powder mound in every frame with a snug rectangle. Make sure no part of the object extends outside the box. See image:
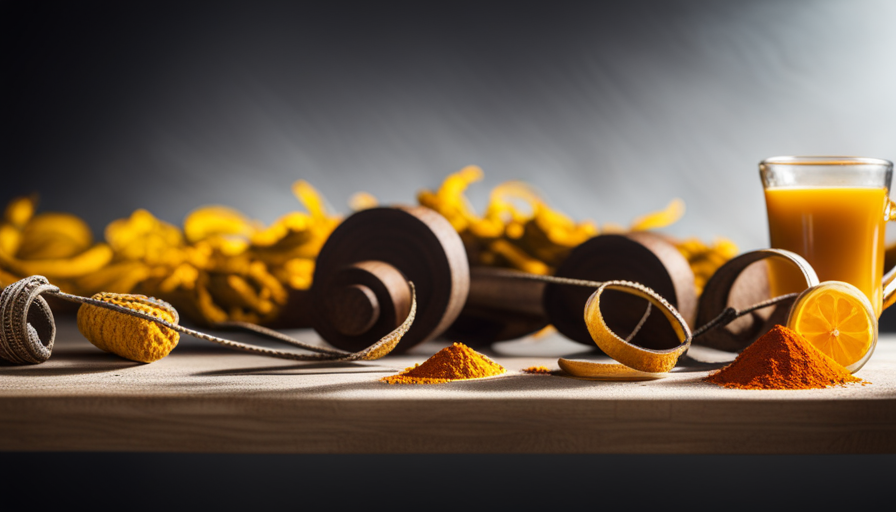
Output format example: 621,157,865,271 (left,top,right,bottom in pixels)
704,325,864,390
521,366,552,374
382,343,506,384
